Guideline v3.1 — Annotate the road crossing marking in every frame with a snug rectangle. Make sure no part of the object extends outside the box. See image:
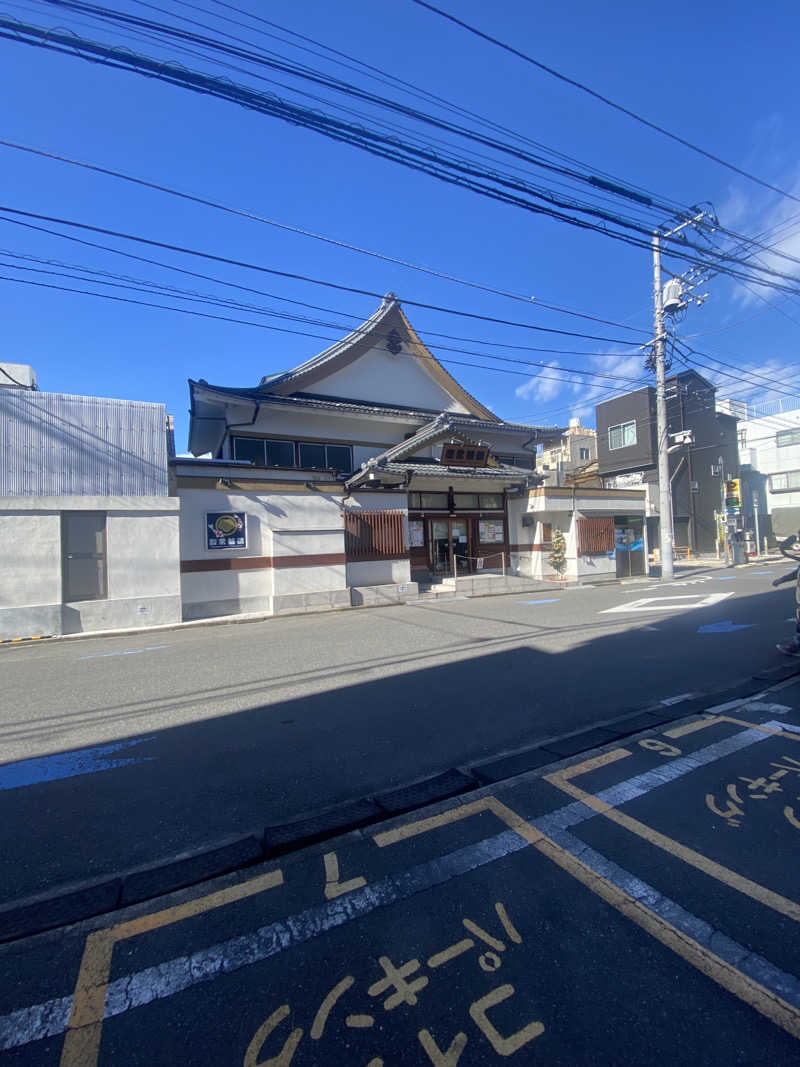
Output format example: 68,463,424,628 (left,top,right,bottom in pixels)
600,592,734,614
